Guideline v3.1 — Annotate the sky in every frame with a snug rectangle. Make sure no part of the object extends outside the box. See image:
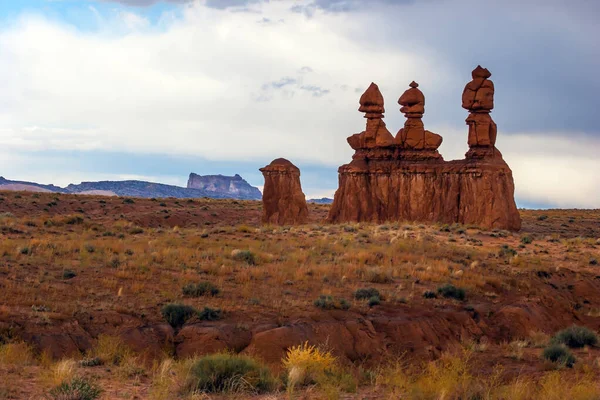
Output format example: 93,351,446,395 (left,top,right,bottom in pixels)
0,0,598,207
